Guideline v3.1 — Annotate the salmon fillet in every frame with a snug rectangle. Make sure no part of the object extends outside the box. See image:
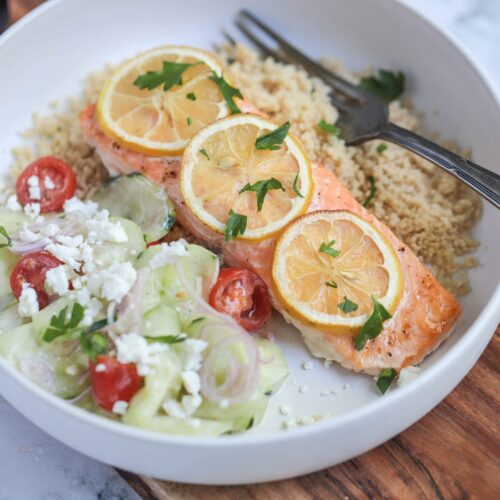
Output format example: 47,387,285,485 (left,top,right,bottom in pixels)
81,104,461,376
